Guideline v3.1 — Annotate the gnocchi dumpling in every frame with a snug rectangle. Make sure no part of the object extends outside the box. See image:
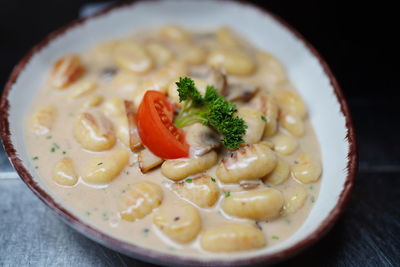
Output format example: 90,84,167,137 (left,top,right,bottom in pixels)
221,187,284,220
161,151,218,181
101,97,126,118
30,106,57,135
257,51,287,89
279,112,304,137
207,49,256,76
263,157,290,186
237,108,265,144
52,157,78,186
171,174,219,208
69,80,97,98
270,134,298,155
160,25,190,43
147,42,173,66
282,185,308,215
216,143,277,183
119,181,163,221
48,54,85,89
273,89,307,119
73,112,116,151
113,41,153,73
250,93,279,138
291,152,322,183
82,149,129,184
153,203,201,243
200,223,266,252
